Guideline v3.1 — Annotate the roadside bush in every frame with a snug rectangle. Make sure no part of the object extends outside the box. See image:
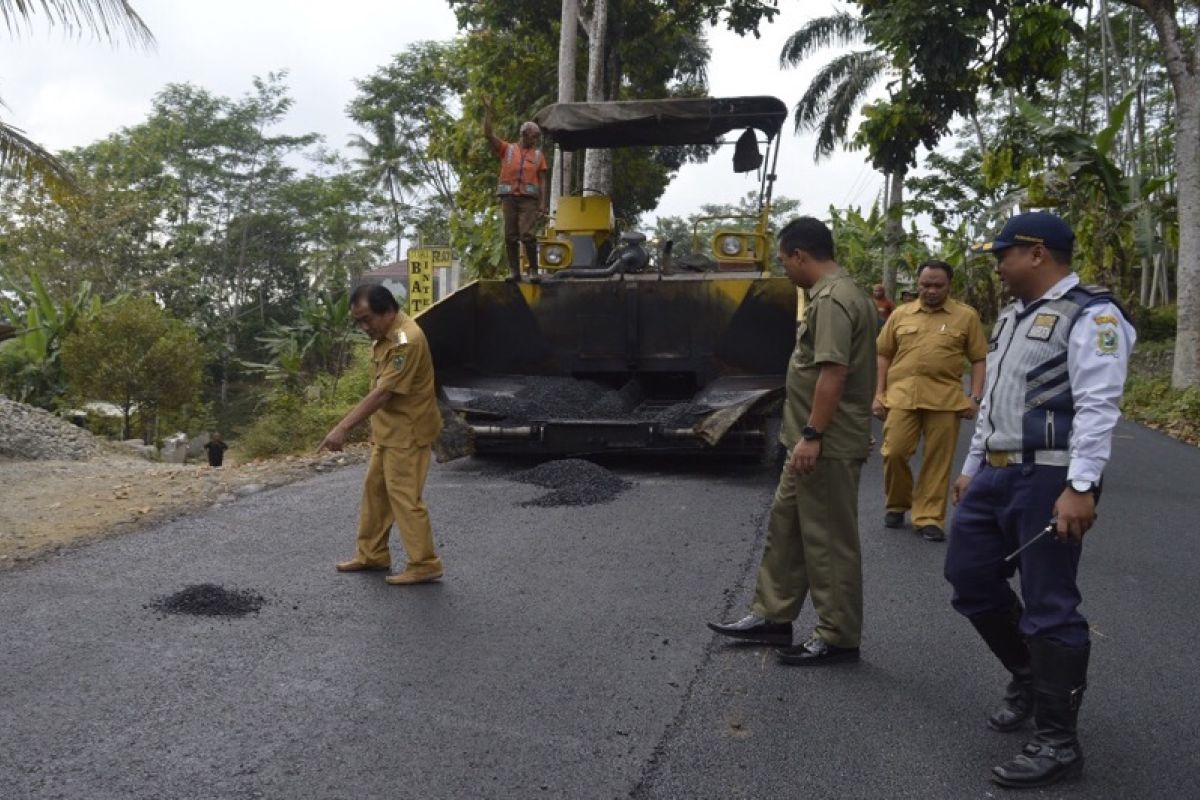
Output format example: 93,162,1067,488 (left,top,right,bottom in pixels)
235,344,373,460
1127,339,1174,381
1132,304,1177,342
1122,375,1200,446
